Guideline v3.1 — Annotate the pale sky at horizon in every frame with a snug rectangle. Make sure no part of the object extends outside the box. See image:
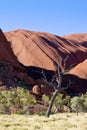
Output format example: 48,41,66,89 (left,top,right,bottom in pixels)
0,0,87,36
